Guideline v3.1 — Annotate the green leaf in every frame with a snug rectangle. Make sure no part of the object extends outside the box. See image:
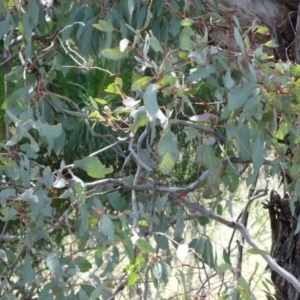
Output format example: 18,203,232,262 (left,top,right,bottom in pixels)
32,121,62,139
93,20,114,32
150,36,163,53
155,194,169,214
0,207,19,221
154,234,170,251
203,12,225,22
136,239,154,253
76,257,92,272
223,249,232,265
0,249,7,263
101,47,125,60
252,135,264,174
158,152,175,174
202,239,216,270
291,65,300,77
174,210,184,239
74,156,113,178
158,76,178,87
256,26,269,35
224,70,235,89
98,216,115,242
131,76,153,91
247,248,269,255
178,270,188,298
144,84,167,125
130,108,149,133
94,98,107,105
187,65,215,82
22,254,35,284
47,253,64,280
128,0,135,23
160,262,171,284
91,285,105,300
27,0,39,26
107,191,128,211
237,275,251,295
140,7,152,31
234,27,245,53
152,263,162,279
181,18,195,26
227,84,254,111
179,26,194,51
198,216,210,226
105,82,122,94
264,39,278,48
128,272,139,287
218,263,233,274
157,129,179,174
